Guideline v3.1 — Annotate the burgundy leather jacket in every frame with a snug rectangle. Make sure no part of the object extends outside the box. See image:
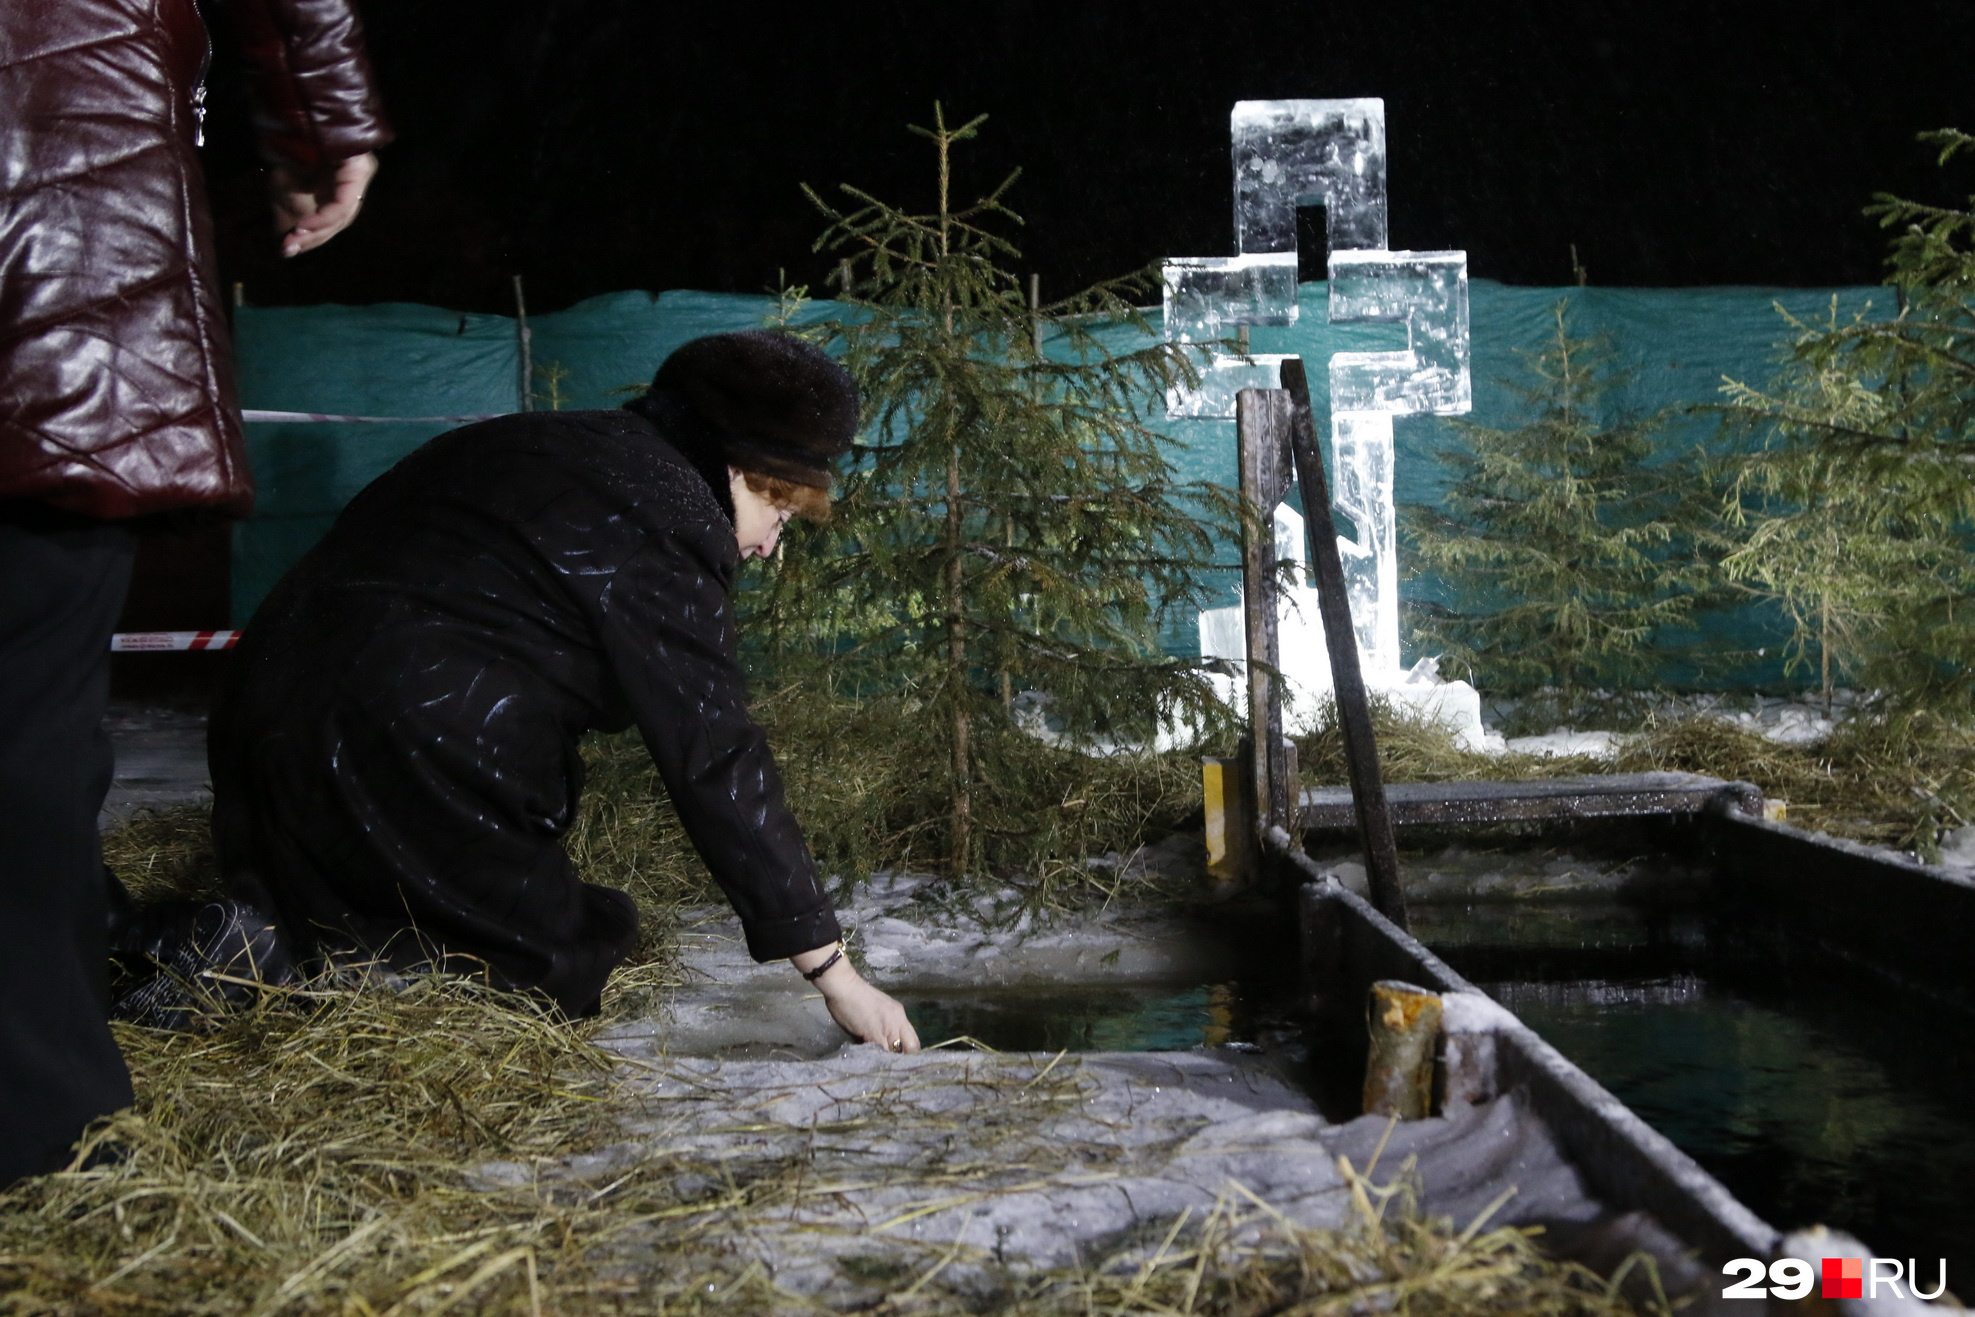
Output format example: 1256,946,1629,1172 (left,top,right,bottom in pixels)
0,0,393,520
